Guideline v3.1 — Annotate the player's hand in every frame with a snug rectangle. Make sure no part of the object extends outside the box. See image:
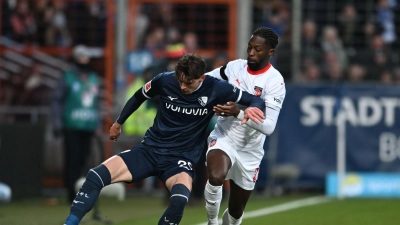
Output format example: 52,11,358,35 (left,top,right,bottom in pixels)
242,107,264,125
213,101,240,117
109,122,121,142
